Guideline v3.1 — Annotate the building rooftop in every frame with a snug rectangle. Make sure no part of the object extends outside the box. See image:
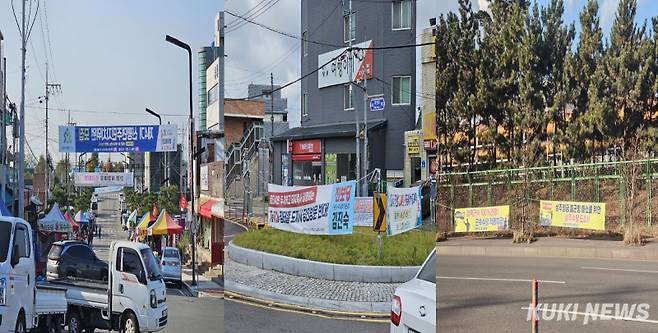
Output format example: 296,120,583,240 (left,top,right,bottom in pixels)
225,99,265,119
271,120,386,141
